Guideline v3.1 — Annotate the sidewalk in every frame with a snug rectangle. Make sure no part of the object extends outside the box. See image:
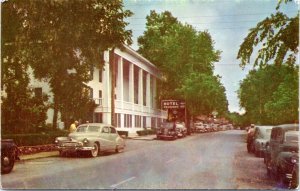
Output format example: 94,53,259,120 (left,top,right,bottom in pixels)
129,134,156,141
18,134,156,161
